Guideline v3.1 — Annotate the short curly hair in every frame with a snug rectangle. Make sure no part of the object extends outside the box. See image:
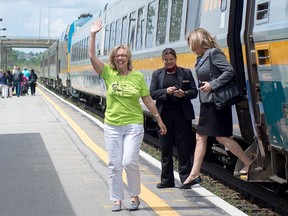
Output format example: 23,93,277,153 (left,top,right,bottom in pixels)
108,44,133,71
